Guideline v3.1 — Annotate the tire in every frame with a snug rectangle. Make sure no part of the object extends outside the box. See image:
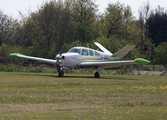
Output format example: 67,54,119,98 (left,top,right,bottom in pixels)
58,71,64,77
94,72,100,78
